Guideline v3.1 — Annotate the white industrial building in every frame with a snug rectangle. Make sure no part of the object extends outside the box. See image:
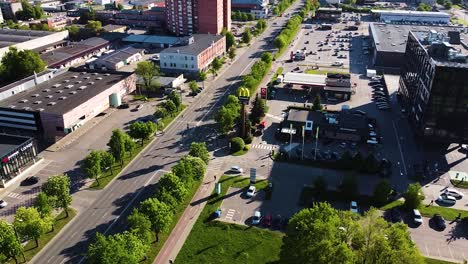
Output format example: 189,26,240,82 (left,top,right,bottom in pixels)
251,8,269,19
371,10,450,24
